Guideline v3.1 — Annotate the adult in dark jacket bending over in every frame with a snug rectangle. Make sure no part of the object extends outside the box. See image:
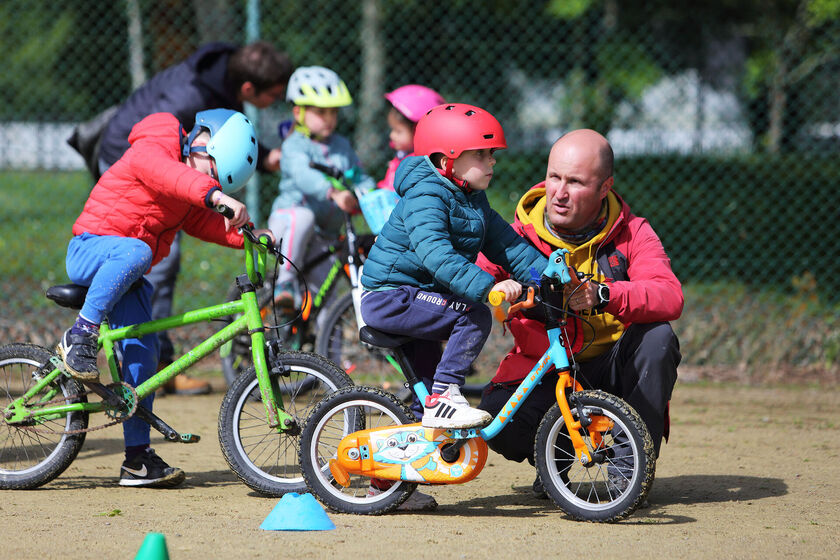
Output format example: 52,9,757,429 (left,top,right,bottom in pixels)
95,42,292,394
